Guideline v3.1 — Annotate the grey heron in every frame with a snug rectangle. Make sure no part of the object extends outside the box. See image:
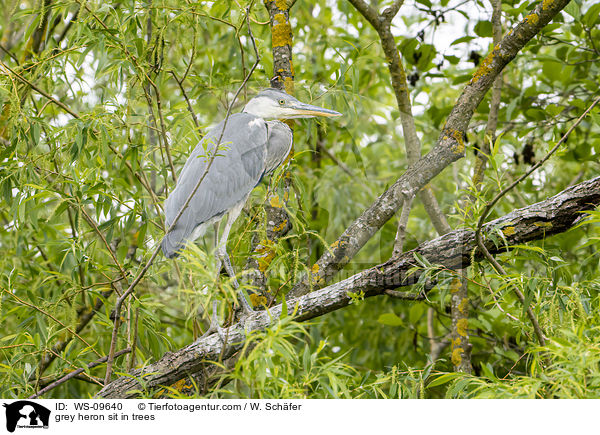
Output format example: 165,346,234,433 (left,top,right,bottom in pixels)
161,88,341,320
